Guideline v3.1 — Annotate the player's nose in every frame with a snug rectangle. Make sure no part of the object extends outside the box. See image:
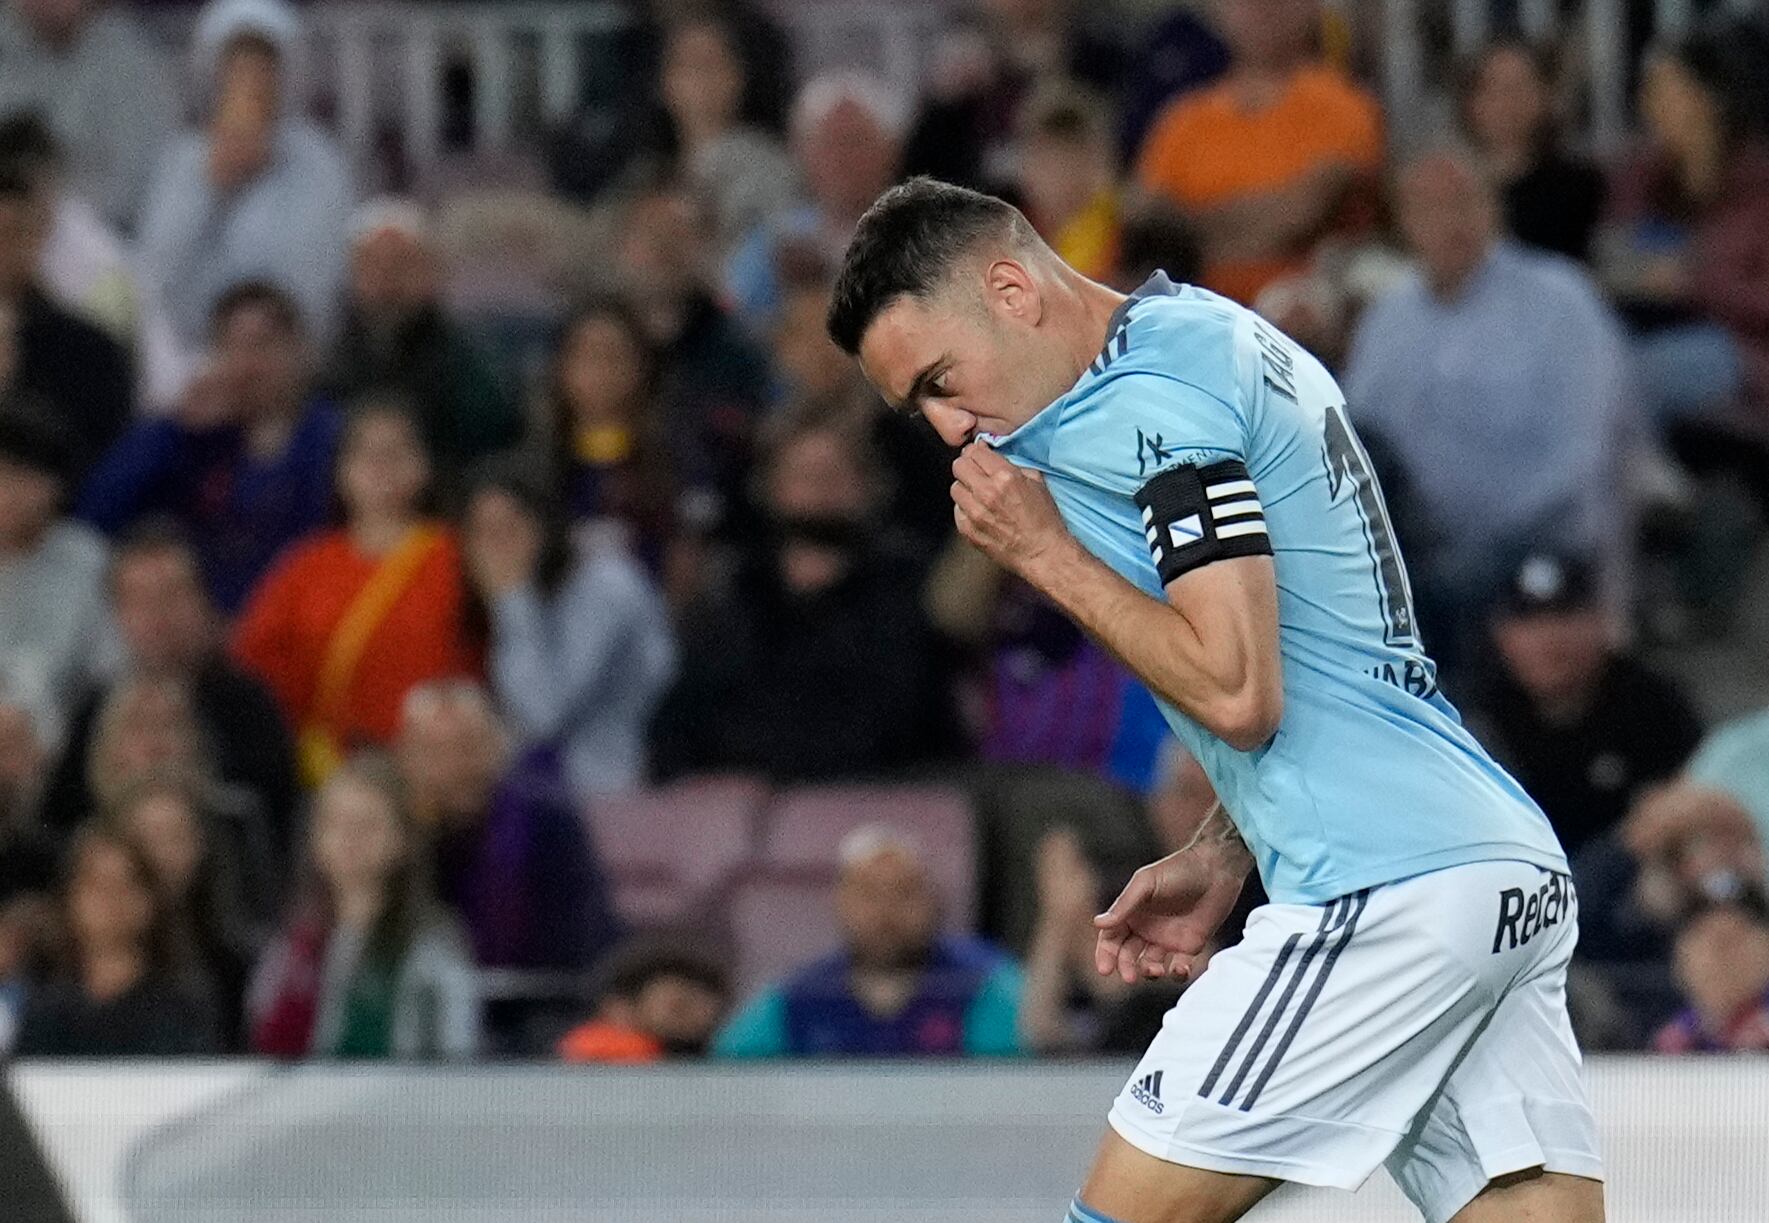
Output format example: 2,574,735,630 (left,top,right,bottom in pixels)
924,402,976,448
